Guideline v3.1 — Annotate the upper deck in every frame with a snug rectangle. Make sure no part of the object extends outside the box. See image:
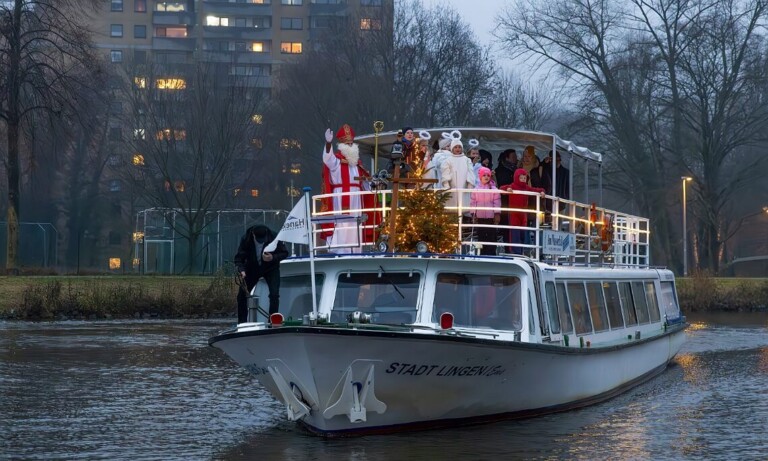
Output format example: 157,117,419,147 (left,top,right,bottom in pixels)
312,127,650,268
